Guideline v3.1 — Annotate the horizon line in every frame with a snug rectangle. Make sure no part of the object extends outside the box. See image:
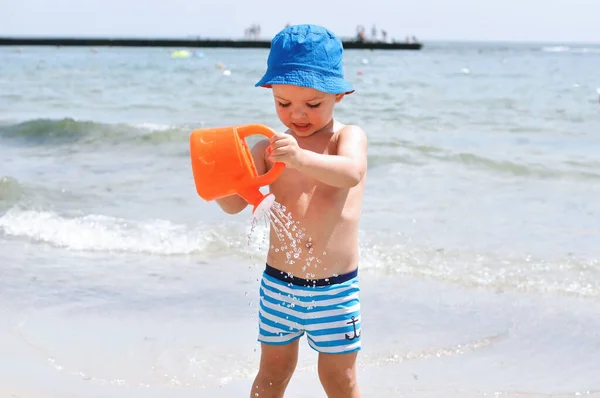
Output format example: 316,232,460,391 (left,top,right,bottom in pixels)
0,34,598,45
